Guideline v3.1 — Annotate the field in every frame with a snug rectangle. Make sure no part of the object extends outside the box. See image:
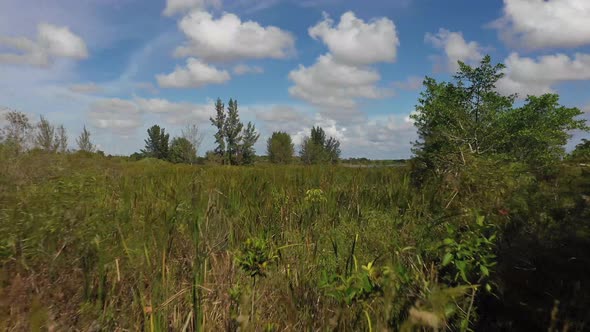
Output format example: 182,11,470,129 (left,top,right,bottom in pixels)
1,151,589,331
